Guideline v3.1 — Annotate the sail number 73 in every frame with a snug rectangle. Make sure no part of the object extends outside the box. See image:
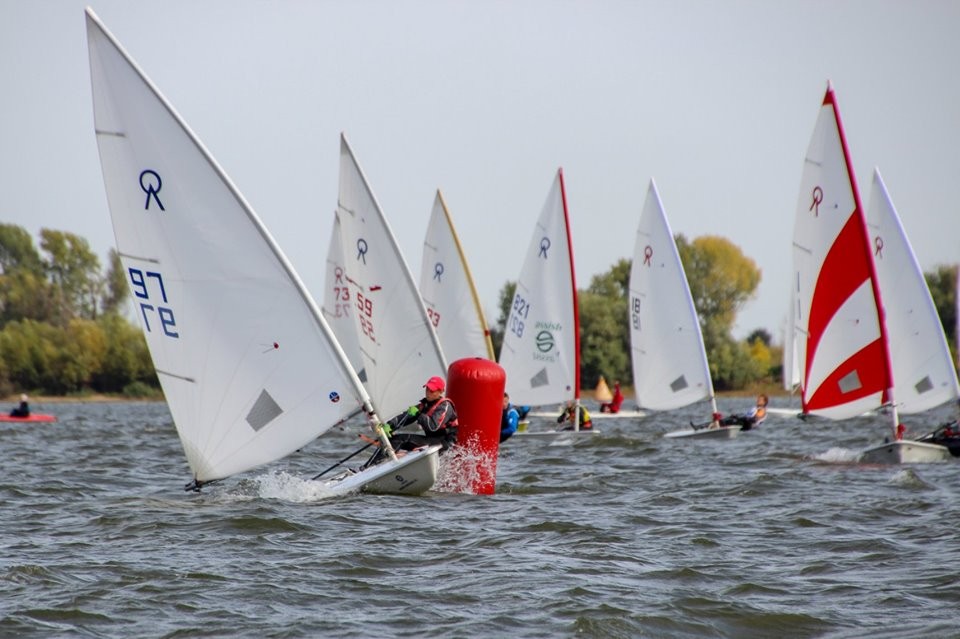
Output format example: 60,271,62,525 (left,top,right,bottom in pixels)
129,268,179,338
